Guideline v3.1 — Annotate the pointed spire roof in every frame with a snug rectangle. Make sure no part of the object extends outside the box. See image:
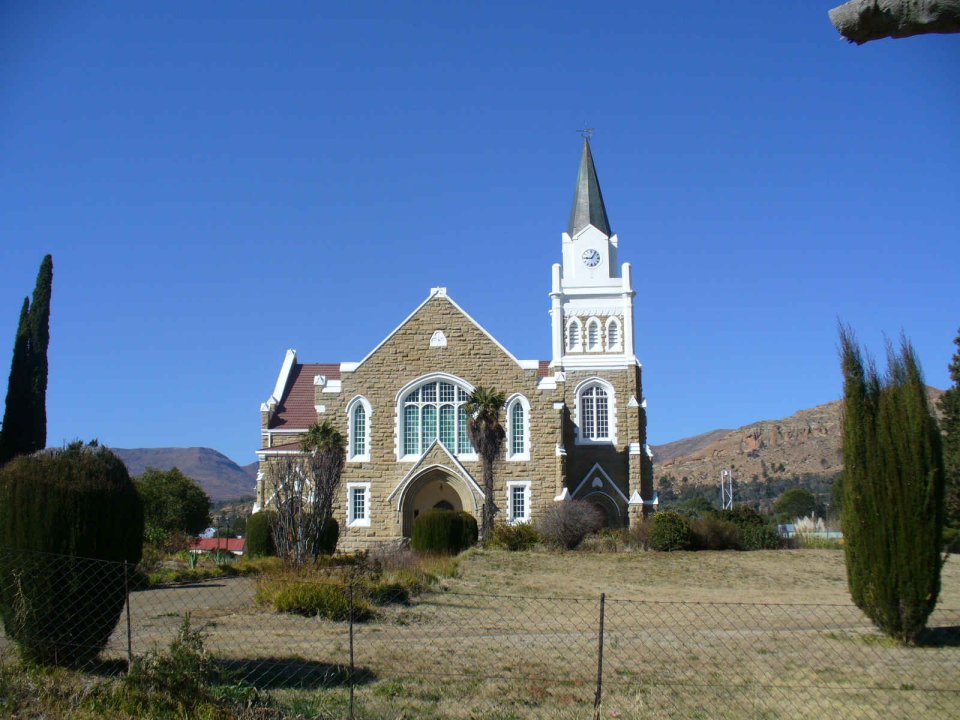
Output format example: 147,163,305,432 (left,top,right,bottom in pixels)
567,138,611,238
